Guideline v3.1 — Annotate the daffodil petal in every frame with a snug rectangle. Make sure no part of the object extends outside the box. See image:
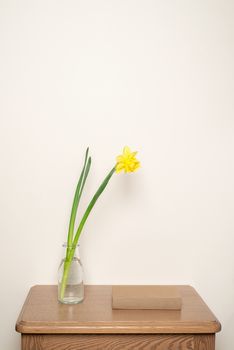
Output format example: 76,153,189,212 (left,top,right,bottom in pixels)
115,146,140,173
123,146,131,155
